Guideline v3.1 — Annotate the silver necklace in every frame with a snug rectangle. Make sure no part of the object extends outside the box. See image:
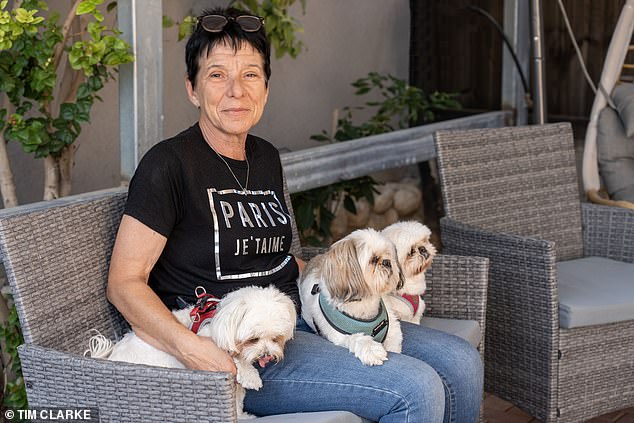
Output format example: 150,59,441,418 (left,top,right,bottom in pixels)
209,142,250,191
